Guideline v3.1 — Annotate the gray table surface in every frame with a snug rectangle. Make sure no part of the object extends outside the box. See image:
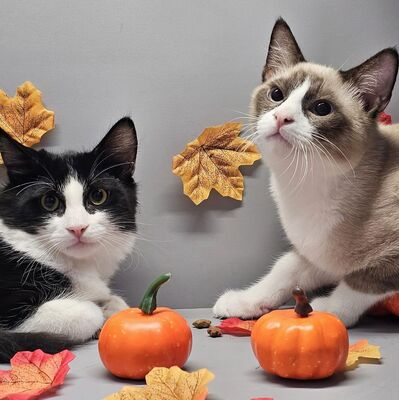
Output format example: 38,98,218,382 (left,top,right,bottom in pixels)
2,308,399,400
